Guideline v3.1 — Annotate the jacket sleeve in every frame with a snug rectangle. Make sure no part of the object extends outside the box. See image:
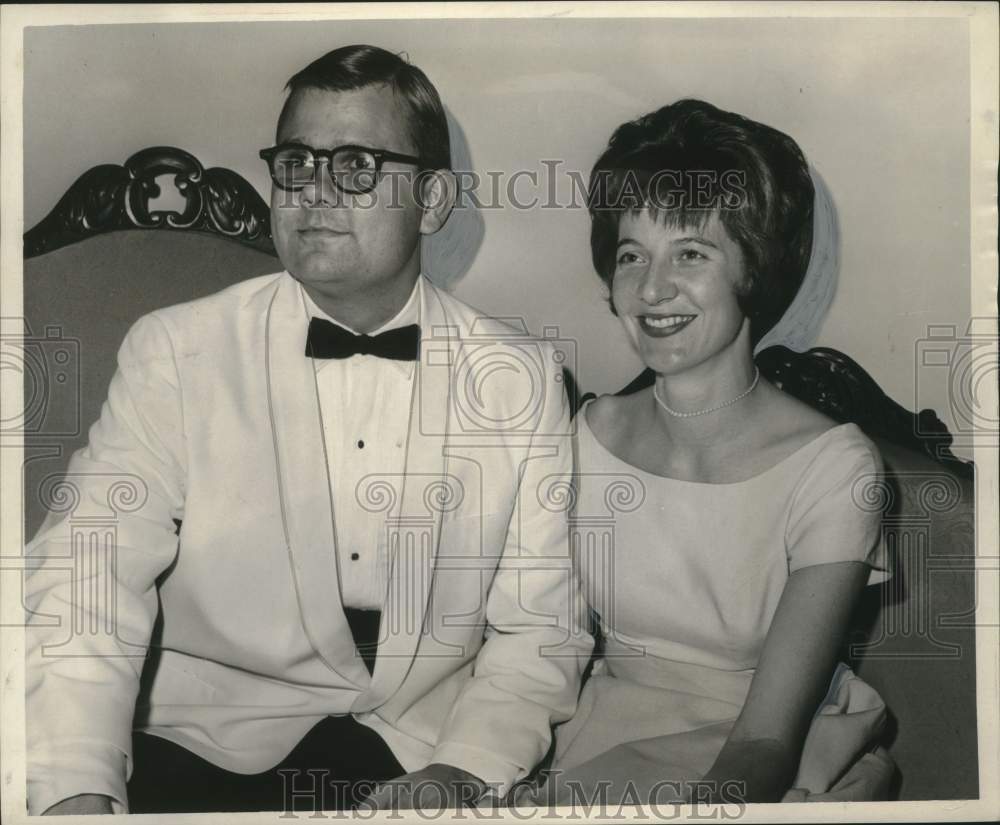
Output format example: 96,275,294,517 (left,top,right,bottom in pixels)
24,312,187,814
431,341,593,796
